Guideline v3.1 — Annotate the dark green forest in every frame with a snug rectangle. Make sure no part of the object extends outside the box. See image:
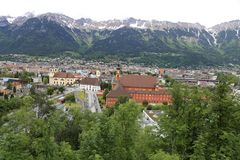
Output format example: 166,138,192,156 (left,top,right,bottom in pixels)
0,75,240,160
